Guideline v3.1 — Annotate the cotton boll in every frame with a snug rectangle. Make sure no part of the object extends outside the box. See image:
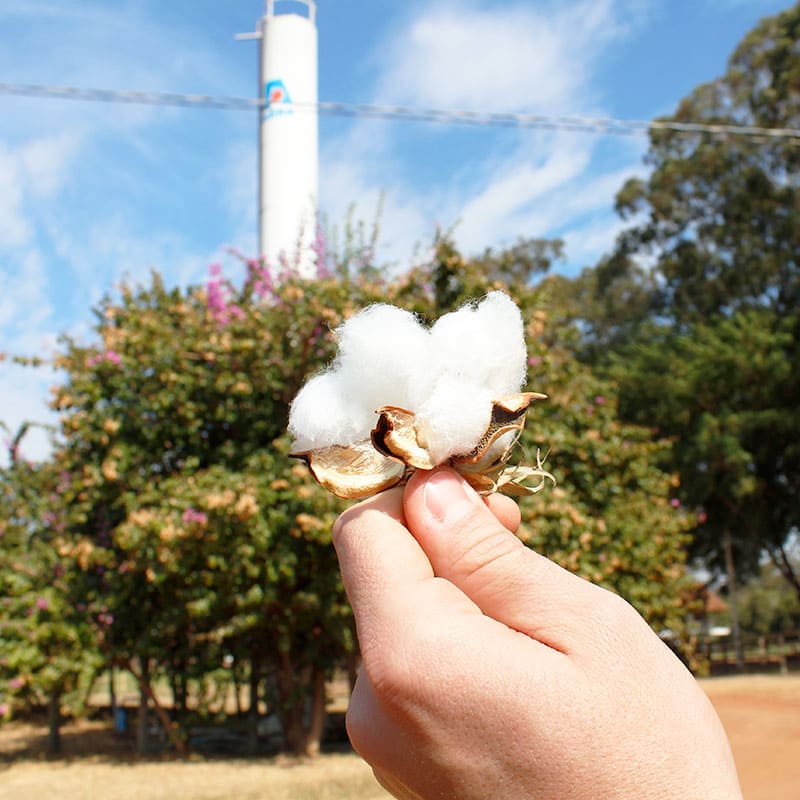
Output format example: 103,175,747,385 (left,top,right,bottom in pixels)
416,292,526,404
289,291,530,462
288,371,370,452
470,291,527,392
335,304,429,413
415,379,495,464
